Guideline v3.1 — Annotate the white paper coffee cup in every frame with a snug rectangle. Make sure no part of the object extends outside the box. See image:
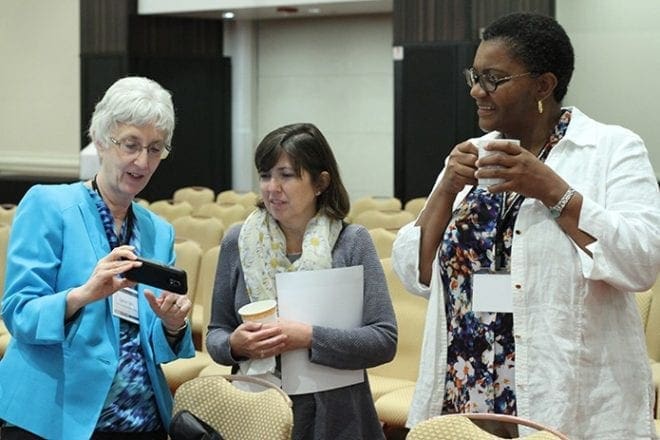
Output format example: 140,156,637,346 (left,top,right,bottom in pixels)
238,299,278,324
470,138,520,188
